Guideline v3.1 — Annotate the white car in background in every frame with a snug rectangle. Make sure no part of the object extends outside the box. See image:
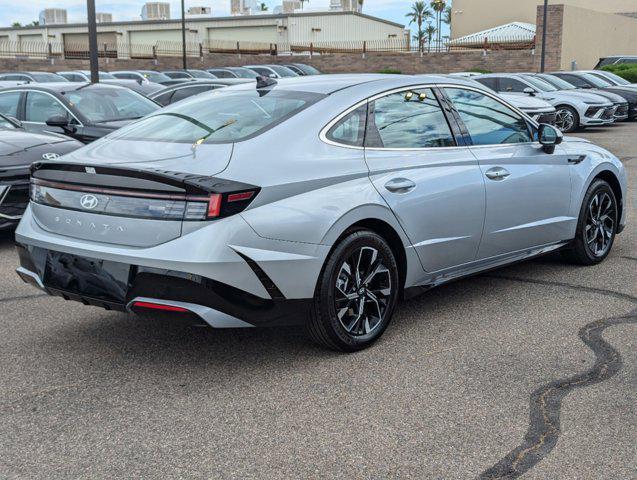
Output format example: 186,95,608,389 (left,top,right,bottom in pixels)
448,74,557,125
474,73,615,133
